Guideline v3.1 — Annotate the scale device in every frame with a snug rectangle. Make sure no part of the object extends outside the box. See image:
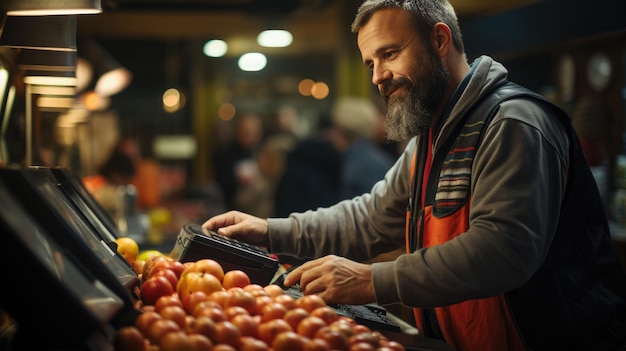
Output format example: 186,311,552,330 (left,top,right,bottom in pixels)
0,177,133,350
0,167,140,305
171,223,280,286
